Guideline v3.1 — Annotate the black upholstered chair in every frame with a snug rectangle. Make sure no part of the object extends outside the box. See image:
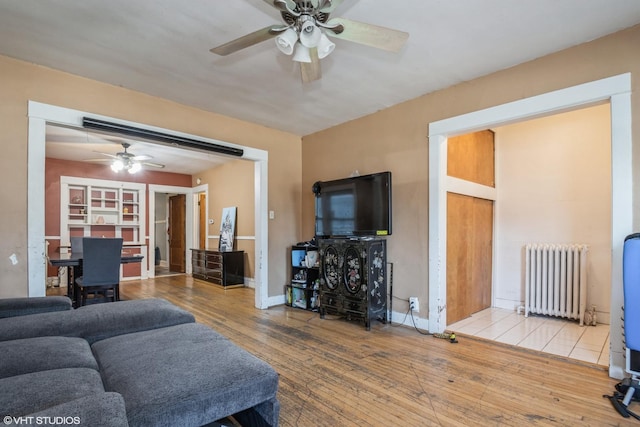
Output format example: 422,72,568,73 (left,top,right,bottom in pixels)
70,236,84,253
75,237,123,306
68,237,84,301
